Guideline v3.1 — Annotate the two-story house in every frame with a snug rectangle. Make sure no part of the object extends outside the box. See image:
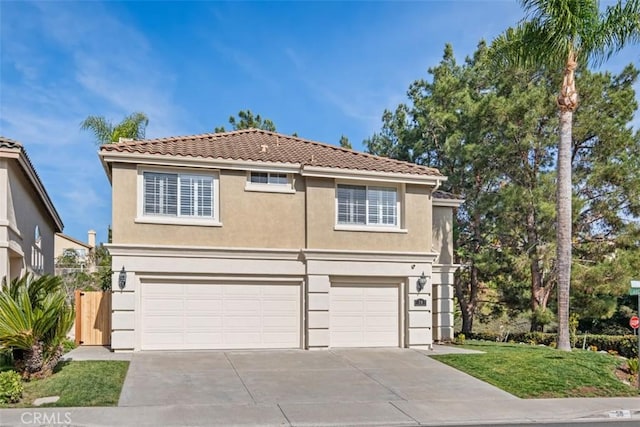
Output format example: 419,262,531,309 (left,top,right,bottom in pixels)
54,230,97,274
99,129,461,351
0,137,63,282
